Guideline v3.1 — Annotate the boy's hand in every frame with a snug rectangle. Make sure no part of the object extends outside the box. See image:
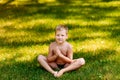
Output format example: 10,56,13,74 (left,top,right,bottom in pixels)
54,46,63,57
54,46,73,63
70,60,74,63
